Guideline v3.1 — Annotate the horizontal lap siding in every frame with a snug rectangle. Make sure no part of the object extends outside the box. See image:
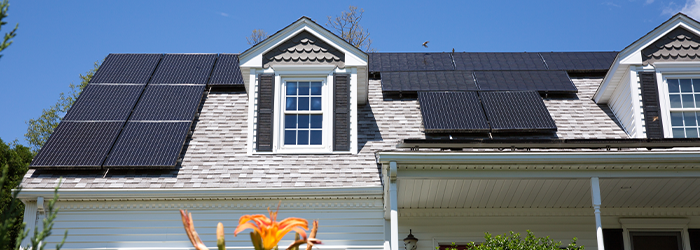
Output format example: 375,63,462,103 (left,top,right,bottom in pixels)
44,200,385,250
608,75,635,137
